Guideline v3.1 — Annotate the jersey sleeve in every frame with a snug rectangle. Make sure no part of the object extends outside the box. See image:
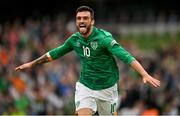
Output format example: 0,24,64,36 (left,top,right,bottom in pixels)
47,37,73,60
103,36,135,65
